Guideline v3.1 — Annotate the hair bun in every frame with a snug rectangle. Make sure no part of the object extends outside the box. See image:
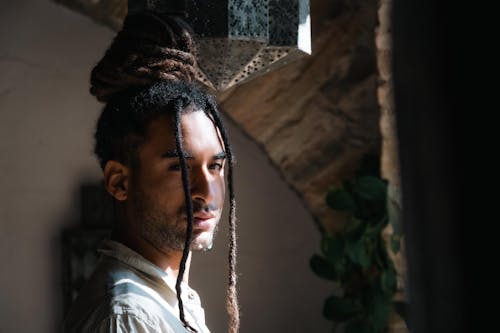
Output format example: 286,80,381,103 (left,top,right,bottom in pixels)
90,11,197,102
